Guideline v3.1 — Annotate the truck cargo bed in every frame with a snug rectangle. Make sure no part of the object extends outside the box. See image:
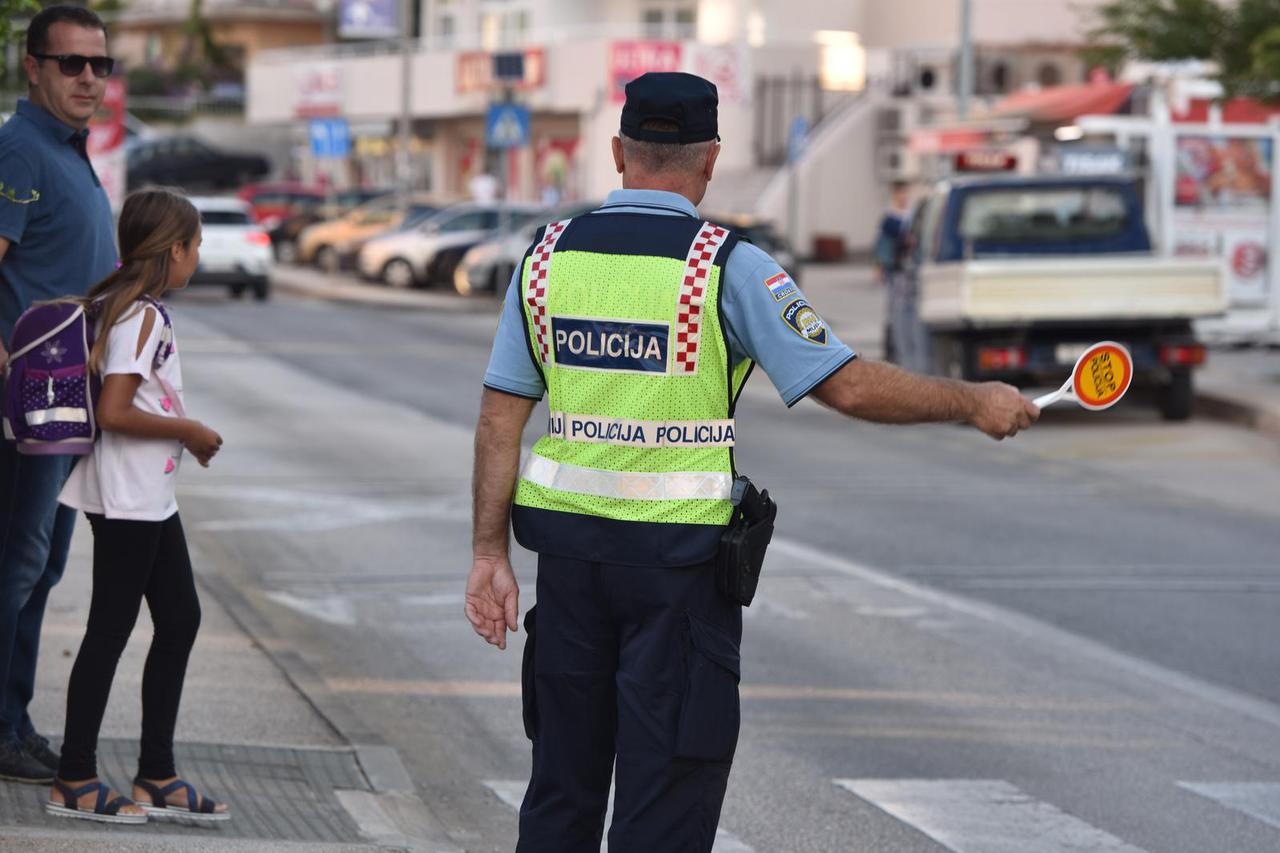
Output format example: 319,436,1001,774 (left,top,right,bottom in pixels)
919,257,1227,328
